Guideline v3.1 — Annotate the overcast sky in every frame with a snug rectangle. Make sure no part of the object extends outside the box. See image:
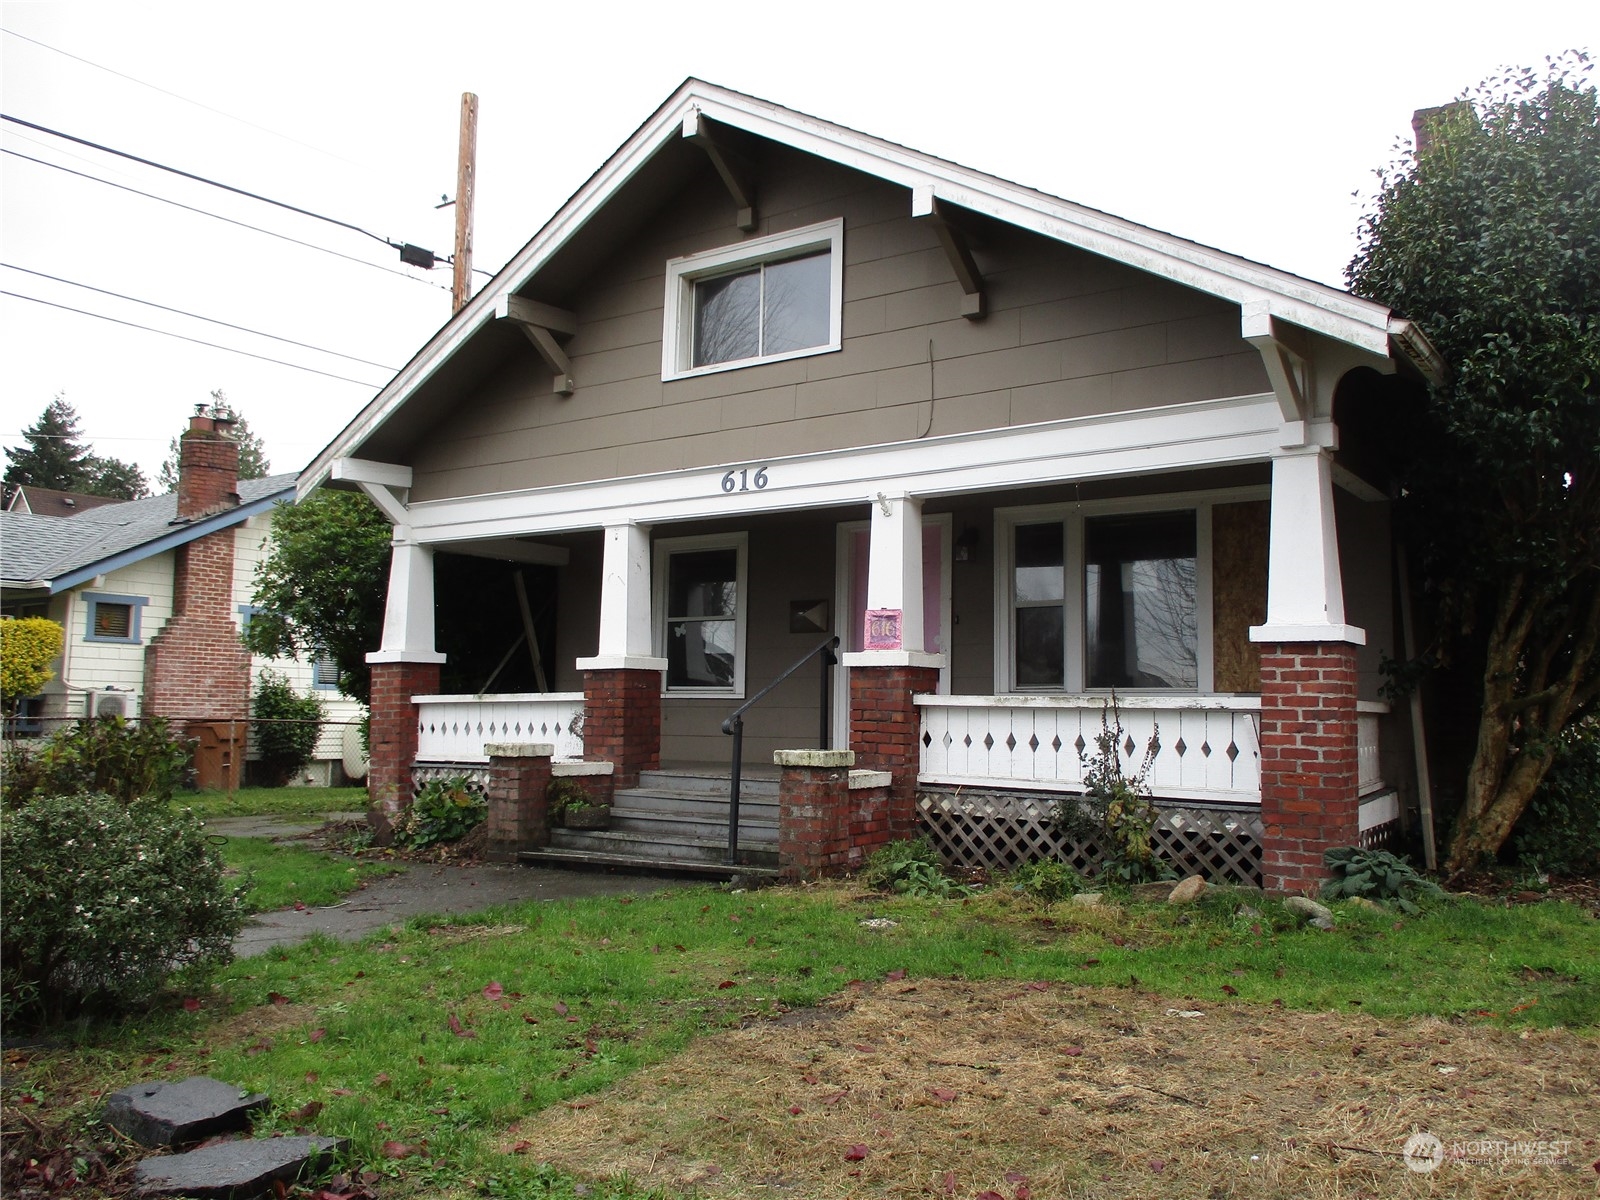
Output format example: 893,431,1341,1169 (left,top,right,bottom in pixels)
2,2,1594,490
